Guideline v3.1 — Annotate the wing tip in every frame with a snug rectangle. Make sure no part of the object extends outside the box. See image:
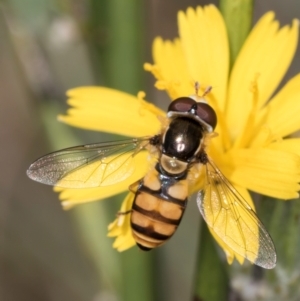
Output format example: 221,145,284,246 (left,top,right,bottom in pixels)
26,165,35,180
255,253,277,269
26,163,56,186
